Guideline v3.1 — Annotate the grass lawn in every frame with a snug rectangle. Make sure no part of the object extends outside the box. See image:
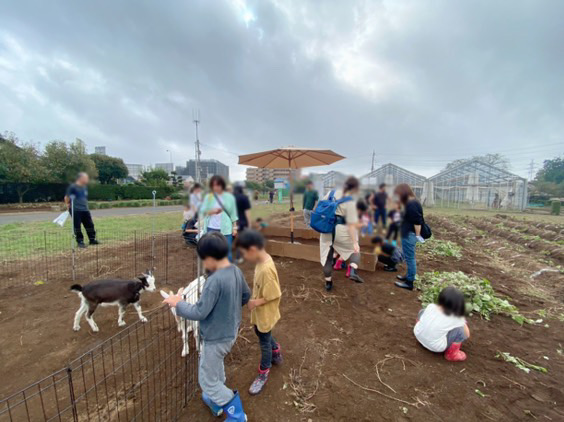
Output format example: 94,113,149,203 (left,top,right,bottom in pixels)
426,206,564,224
0,198,303,258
